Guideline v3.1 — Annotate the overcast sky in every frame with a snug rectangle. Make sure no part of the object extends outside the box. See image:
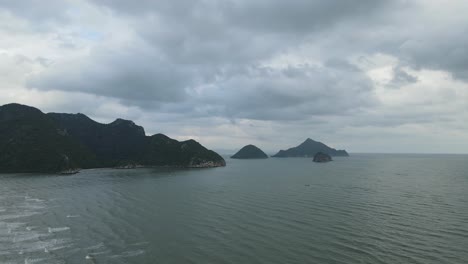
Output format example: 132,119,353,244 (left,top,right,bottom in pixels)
1,0,467,154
